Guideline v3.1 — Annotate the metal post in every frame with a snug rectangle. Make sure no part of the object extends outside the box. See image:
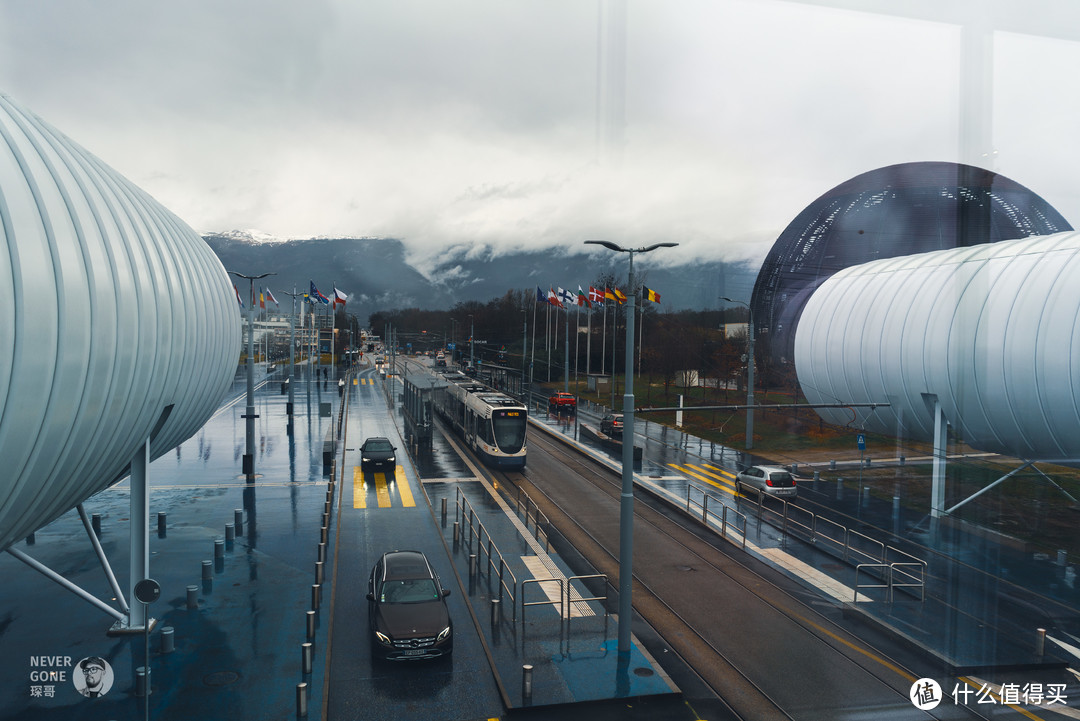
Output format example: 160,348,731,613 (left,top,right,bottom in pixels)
306,610,316,639
301,642,313,674
234,508,244,535
617,257,637,656
296,682,309,718
187,585,199,609
161,626,175,654
1036,628,1046,657
522,664,534,699
311,584,321,610
129,440,150,629
225,522,235,542
157,512,167,536
491,598,500,626
202,560,212,580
